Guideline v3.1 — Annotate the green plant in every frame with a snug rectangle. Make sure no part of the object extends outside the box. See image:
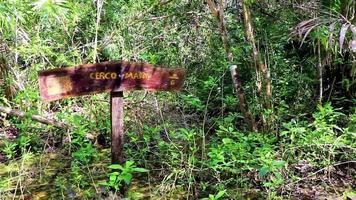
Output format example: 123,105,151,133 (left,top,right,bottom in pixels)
17,134,31,152
259,156,286,189
70,162,88,190
202,190,226,200
54,176,67,199
280,119,308,144
180,94,205,112
100,160,149,192
1,140,17,159
72,143,97,165
312,103,345,134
